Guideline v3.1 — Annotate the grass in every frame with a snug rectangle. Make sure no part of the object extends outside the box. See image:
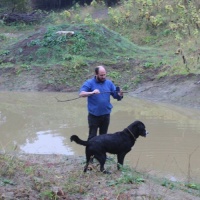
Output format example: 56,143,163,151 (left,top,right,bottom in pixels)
0,21,177,89
2,22,169,66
